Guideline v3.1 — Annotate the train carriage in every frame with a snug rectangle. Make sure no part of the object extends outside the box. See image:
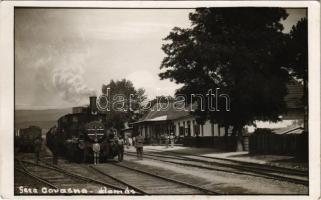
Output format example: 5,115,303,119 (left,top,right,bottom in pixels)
15,126,42,152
